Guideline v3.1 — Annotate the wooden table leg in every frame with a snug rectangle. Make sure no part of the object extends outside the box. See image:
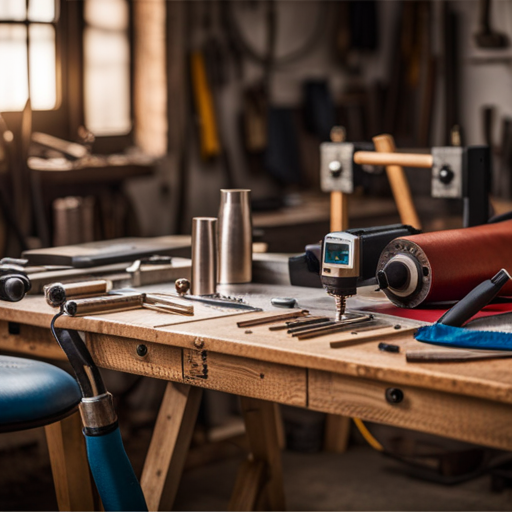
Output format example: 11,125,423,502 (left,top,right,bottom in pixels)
141,382,203,511
324,414,351,453
45,410,96,511
229,397,286,511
